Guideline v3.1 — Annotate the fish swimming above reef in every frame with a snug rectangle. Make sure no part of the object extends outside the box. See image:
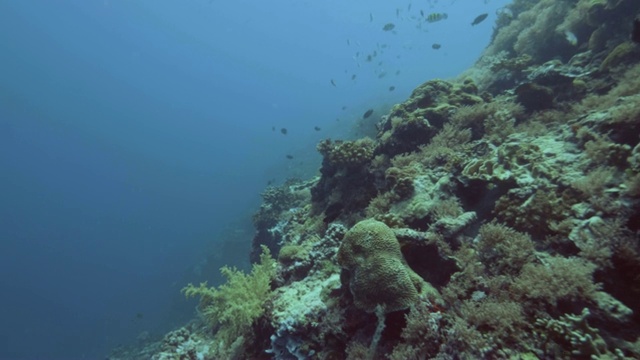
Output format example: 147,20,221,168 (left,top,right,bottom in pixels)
281,128,288,135
633,14,640,43
471,13,489,25
426,13,448,23
330,79,336,87
370,12,373,22
432,43,442,49
314,126,321,131
363,109,374,118
389,86,396,91
564,30,578,46
286,154,294,159
383,23,395,31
